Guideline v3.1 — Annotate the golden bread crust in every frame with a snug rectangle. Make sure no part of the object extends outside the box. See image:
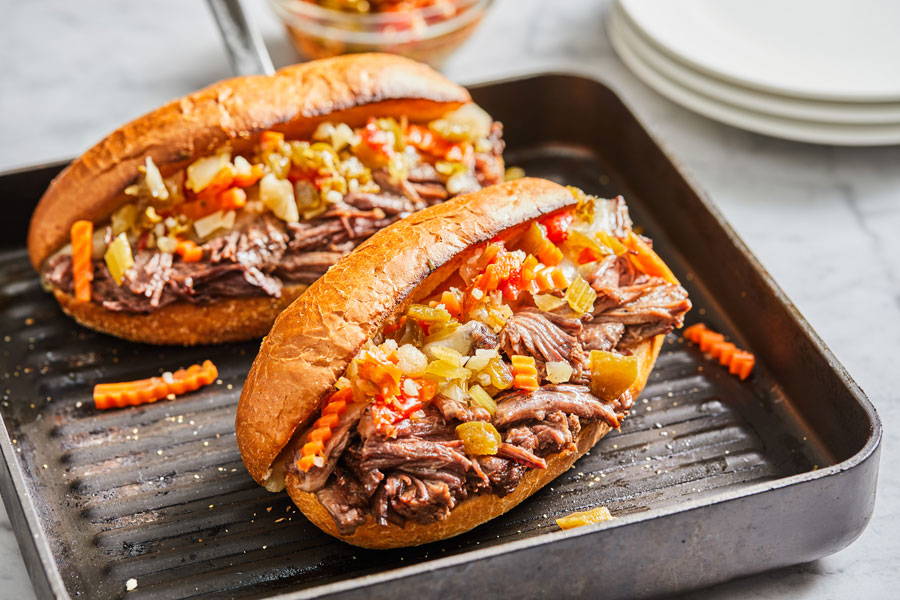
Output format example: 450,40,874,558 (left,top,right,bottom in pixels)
28,53,469,269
